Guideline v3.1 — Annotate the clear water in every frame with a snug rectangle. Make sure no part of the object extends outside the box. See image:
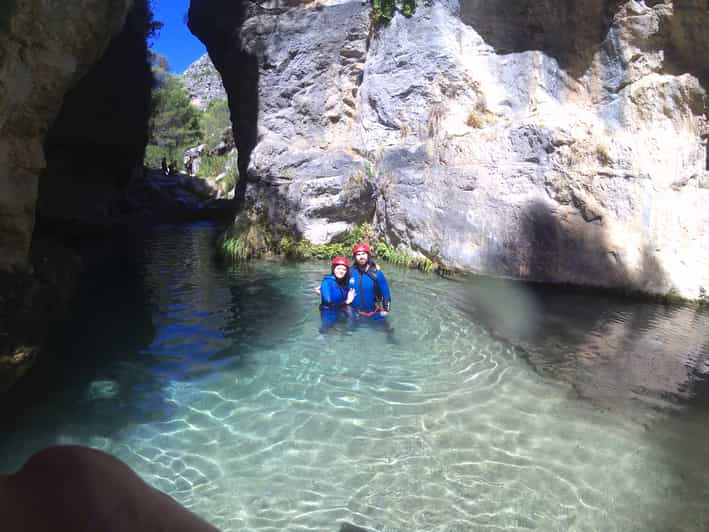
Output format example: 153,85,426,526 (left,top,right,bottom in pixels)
2,223,709,532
